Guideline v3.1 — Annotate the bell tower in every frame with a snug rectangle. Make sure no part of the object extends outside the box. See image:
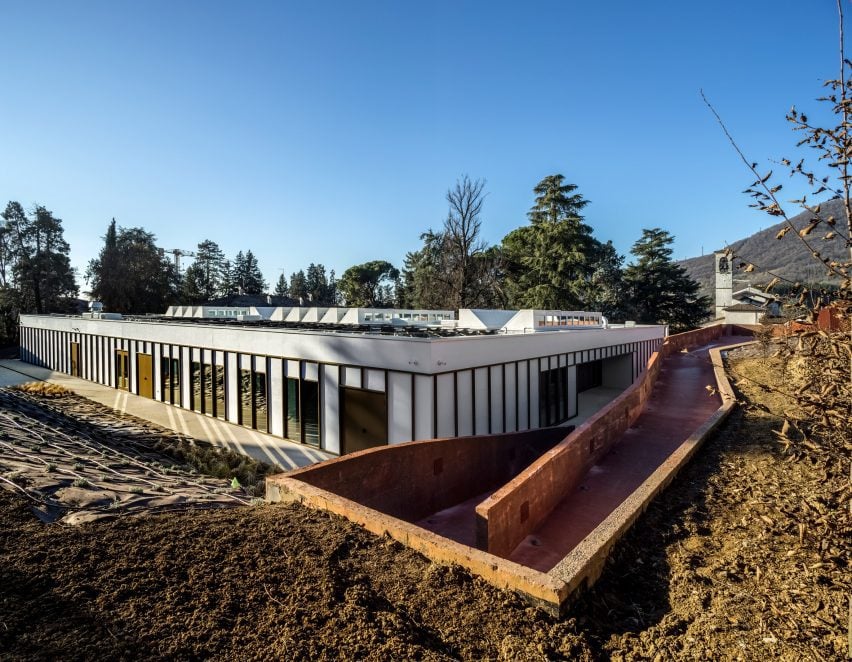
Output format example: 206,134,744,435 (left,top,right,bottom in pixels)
714,251,733,319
